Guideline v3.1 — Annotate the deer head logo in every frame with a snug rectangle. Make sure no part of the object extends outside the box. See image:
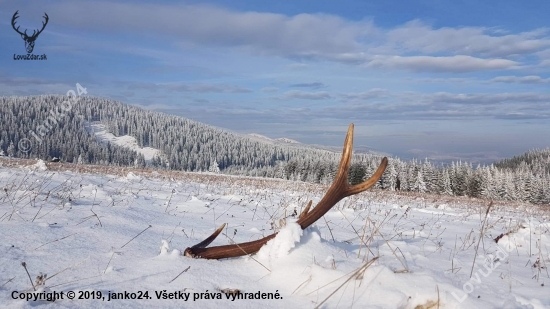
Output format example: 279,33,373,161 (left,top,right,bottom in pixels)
11,11,49,54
